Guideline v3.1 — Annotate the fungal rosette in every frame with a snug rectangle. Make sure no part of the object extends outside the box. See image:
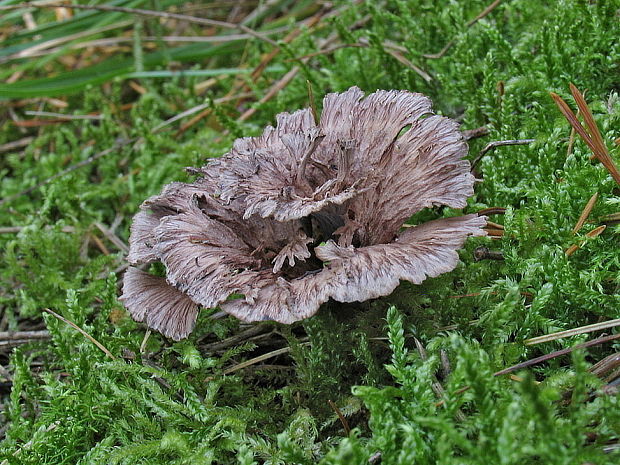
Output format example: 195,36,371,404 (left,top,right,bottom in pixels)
121,86,486,340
